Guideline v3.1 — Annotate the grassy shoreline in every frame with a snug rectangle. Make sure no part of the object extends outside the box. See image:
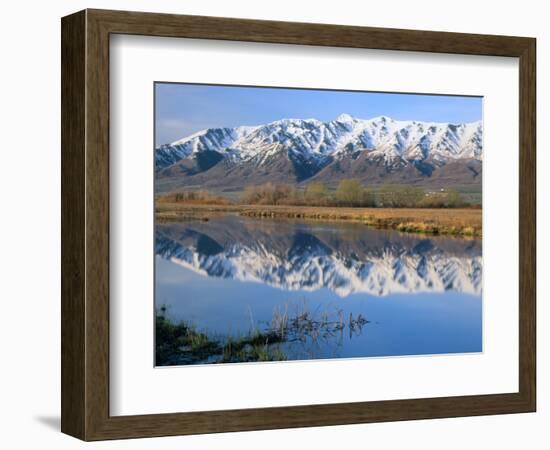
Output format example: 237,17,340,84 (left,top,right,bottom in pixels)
156,302,369,365
155,203,482,237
